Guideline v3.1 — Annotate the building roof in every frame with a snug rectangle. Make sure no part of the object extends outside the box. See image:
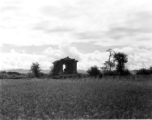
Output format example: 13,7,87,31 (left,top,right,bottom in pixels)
53,56,78,64
61,56,76,61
